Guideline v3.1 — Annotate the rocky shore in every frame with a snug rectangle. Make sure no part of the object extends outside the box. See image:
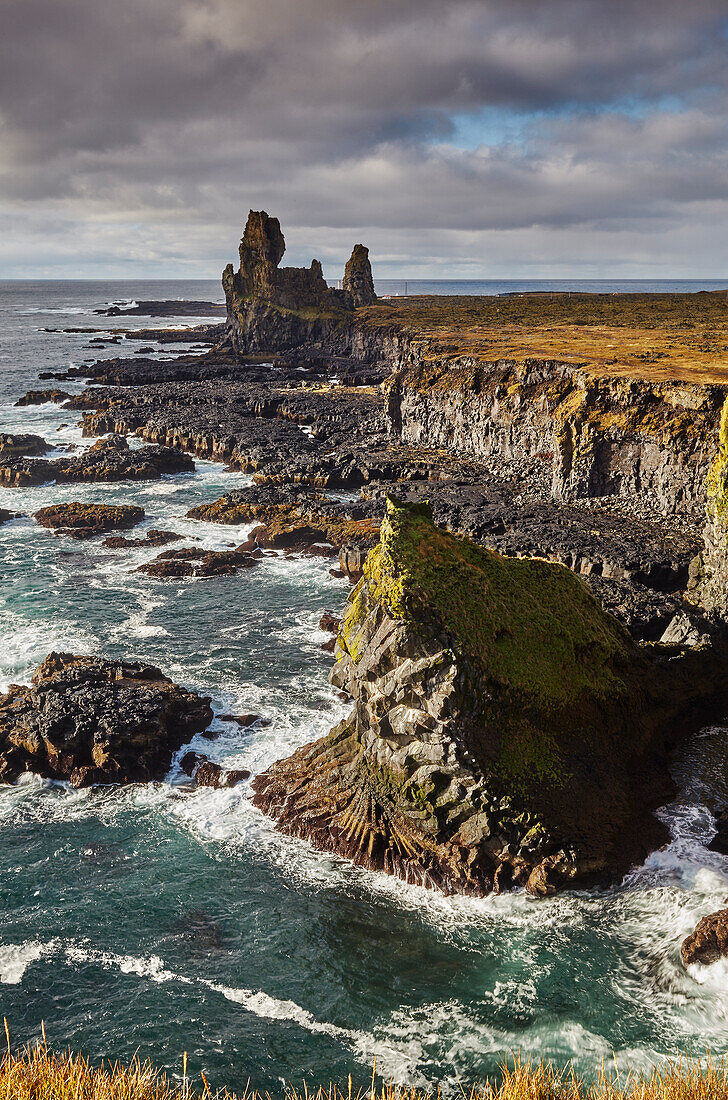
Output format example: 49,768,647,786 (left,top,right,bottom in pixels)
8,210,728,963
